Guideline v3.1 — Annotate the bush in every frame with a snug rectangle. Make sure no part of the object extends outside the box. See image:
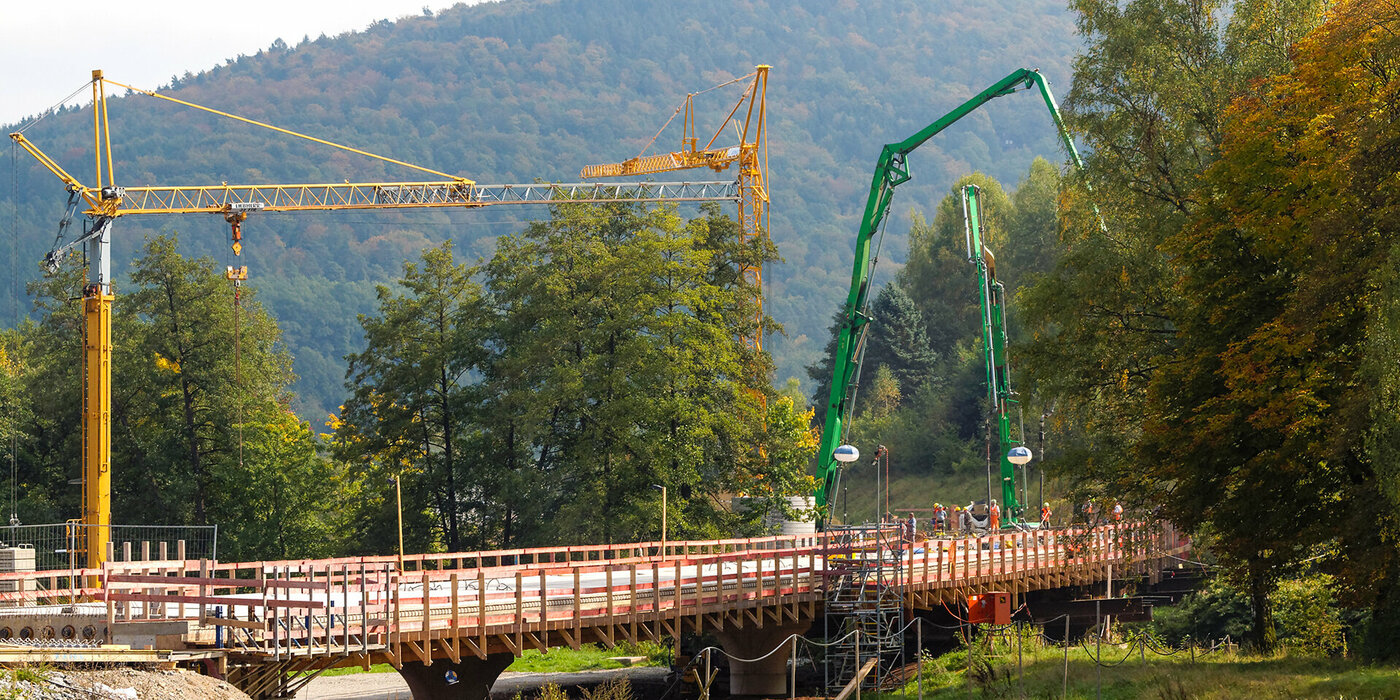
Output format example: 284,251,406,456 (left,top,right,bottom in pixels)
1152,578,1252,647
1272,574,1345,655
